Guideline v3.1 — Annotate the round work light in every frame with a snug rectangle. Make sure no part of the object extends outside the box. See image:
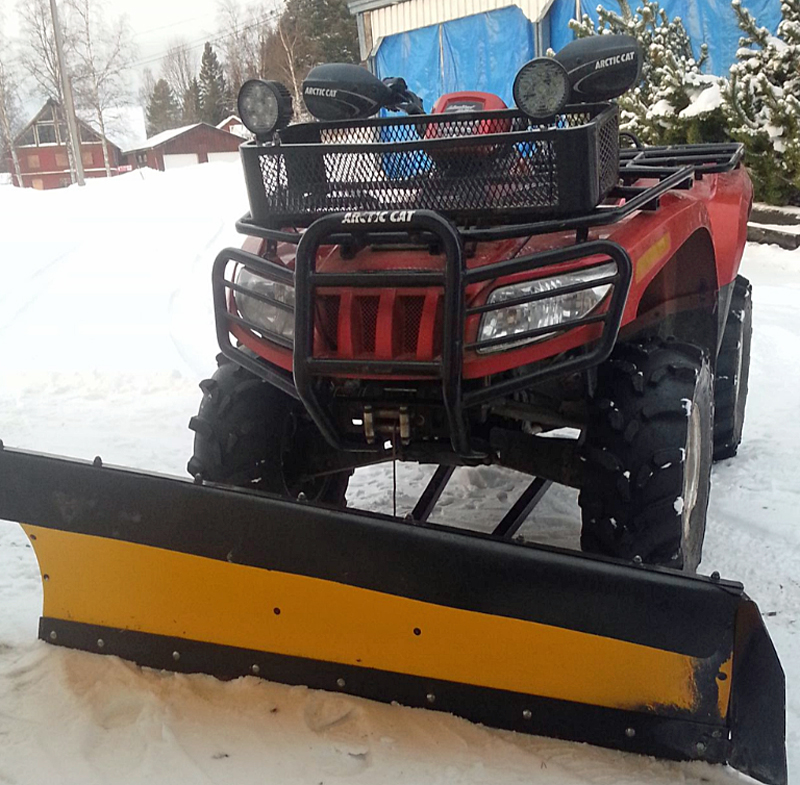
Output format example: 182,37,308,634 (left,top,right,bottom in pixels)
237,80,293,140
513,58,571,120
